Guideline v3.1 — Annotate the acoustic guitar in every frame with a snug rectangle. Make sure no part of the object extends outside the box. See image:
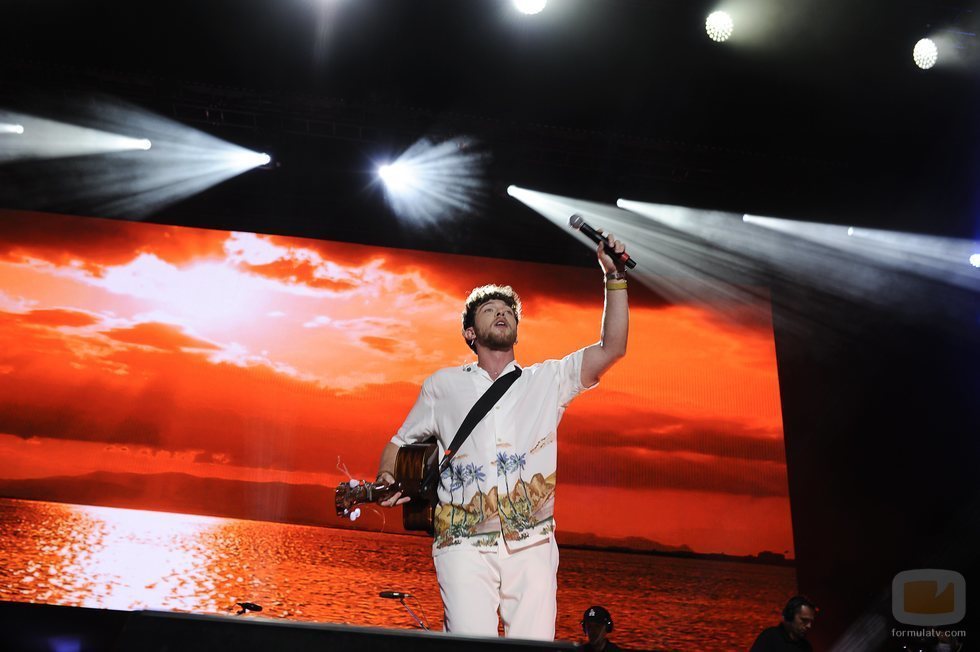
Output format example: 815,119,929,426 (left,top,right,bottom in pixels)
334,441,439,534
